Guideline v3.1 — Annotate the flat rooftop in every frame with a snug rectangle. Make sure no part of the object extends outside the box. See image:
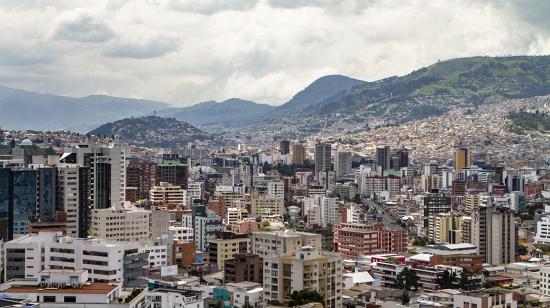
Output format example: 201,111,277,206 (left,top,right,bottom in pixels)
4,283,118,294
